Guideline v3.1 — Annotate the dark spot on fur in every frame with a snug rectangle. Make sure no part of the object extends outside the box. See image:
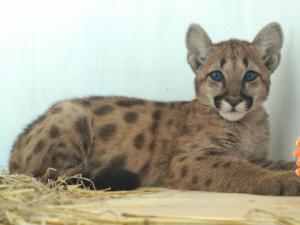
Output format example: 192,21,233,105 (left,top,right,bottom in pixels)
243,57,249,68
93,105,114,116
74,117,92,153
152,109,161,120
58,142,66,148
99,124,117,141
150,110,162,134
116,99,145,107
196,155,206,161
33,140,45,153
75,117,89,135
181,165,189,178
148,110,162,152
223,162,231,168
204,178,212,186
133,133,145,149
52,107,62,114
212,162,220,168
49,126,60,139
220,58,226,68
192,175,198,185
124,111,138,123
